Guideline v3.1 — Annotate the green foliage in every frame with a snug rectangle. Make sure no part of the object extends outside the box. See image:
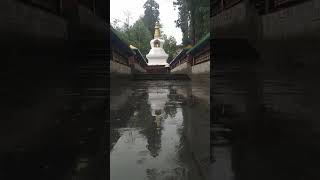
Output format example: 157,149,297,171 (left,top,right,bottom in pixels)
111,18,152,57
174,0,209,45
143,0,160,35
173,0,191,46
130,18,153,56
162,35,178,63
